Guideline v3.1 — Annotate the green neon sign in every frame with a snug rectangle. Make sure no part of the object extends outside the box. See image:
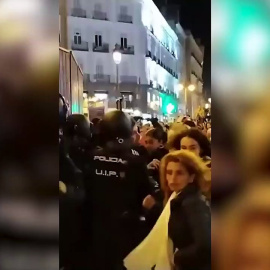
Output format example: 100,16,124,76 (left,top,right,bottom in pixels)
160,93,178,115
